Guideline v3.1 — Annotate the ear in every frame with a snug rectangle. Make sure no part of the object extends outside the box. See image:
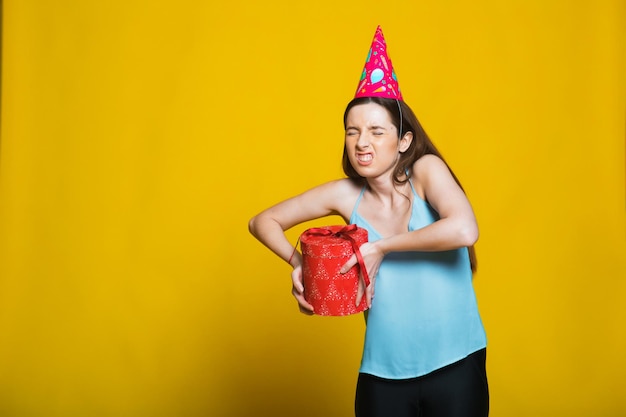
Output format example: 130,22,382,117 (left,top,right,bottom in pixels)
399,131,413,153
